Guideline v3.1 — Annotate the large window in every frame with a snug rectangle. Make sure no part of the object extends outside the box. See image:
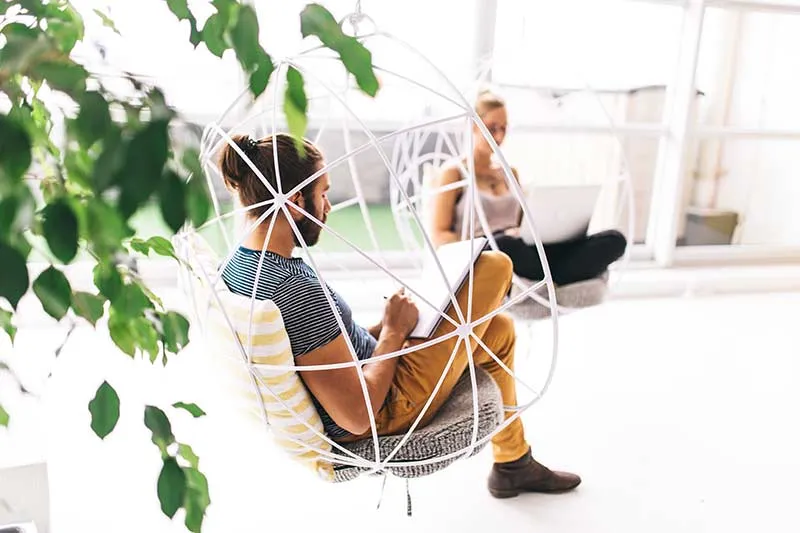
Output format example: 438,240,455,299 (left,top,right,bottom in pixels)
65,0,800,265
491,0,685,245
493,0,683,96
492,0,800,263
681,6,800,253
